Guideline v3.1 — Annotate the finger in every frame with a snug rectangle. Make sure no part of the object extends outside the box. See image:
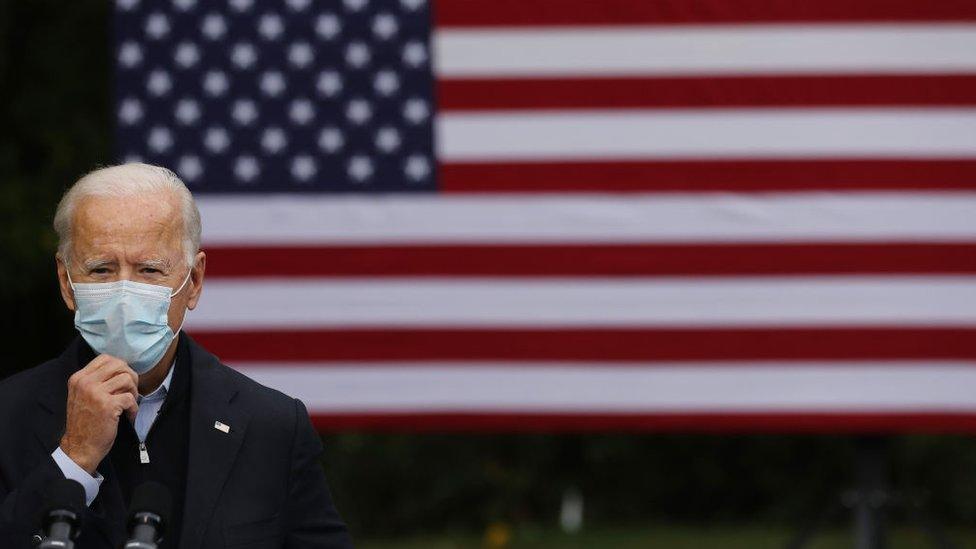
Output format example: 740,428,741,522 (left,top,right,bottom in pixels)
110,393,139,420
102,372,138,398
91,358,138,386
86,353,119,373
99,369,139,395
70,354,115,385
